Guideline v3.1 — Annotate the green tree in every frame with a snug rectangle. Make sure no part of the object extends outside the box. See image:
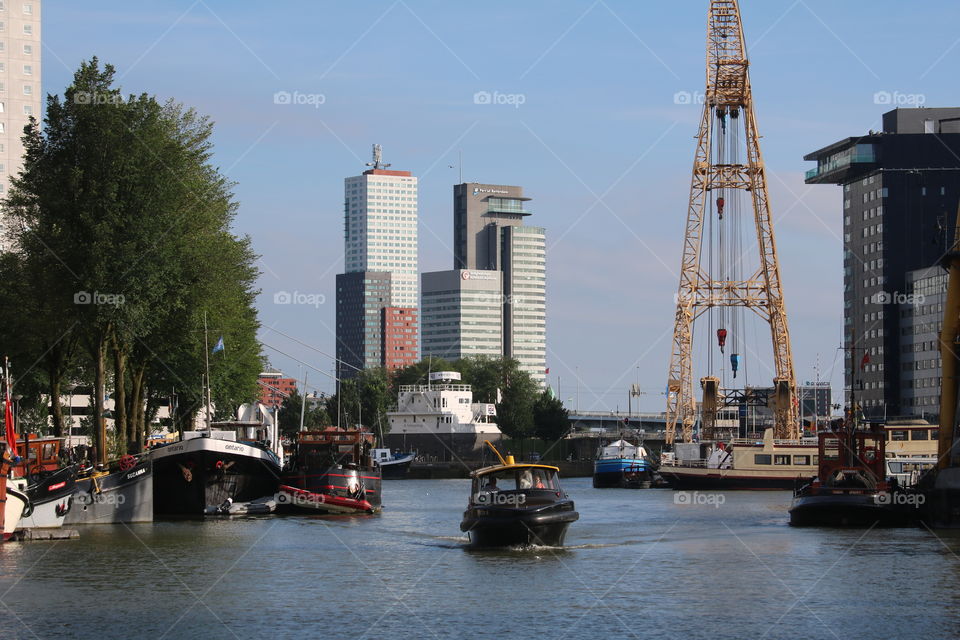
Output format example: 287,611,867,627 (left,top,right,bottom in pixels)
495,367,537,440
5,58,262,458
533,388,571,443
277,390,331,437
329,368,392,440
